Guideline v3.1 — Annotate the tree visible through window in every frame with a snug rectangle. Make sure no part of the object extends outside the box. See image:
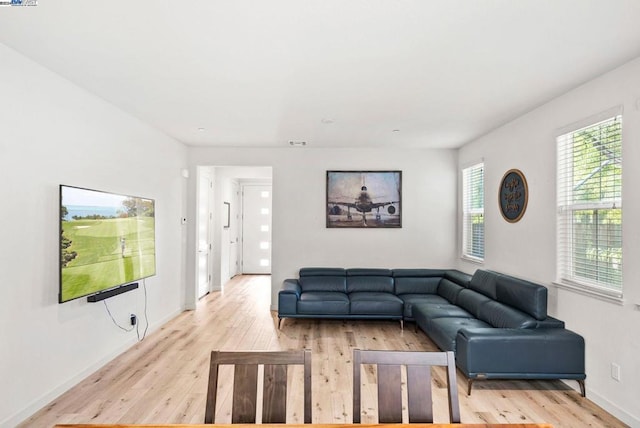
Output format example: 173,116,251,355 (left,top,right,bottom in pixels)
557,114,622,295
462,163,484,261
